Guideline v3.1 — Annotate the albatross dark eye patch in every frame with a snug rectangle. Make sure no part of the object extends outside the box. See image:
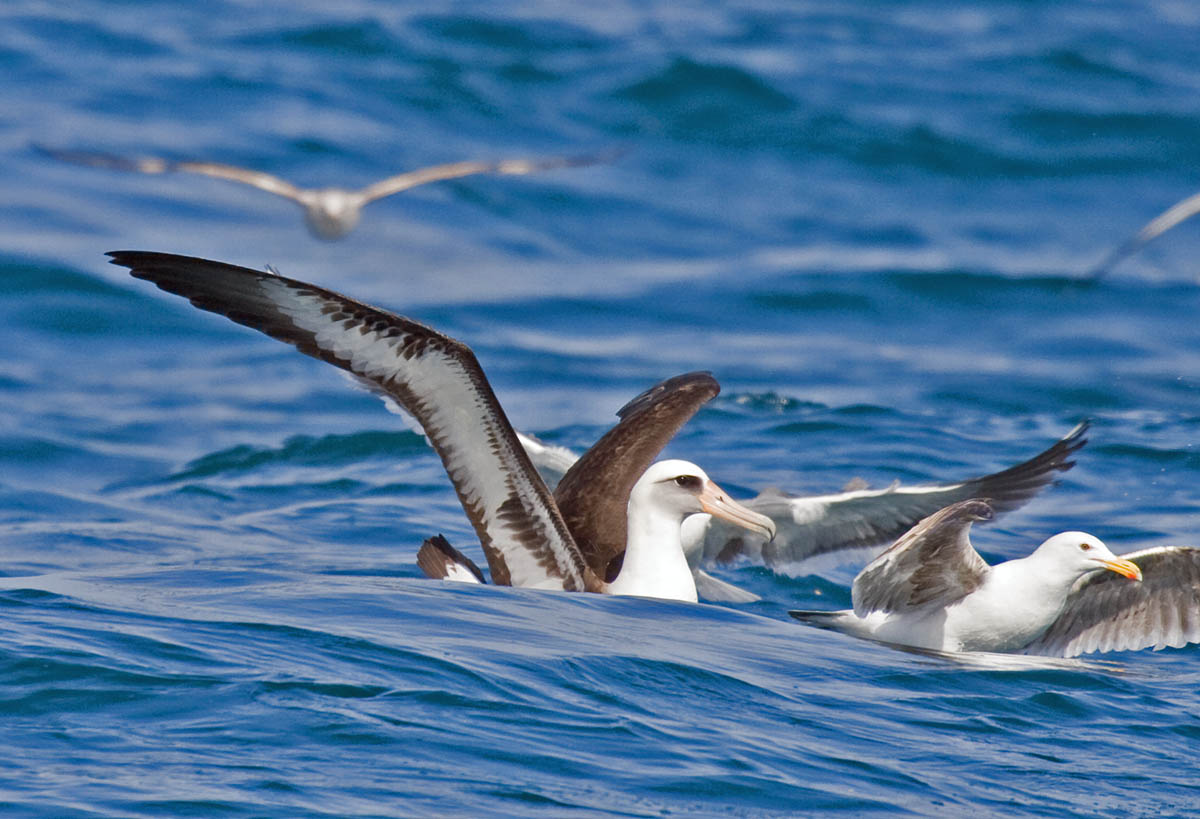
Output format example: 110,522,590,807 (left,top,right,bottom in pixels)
673,475,702,490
